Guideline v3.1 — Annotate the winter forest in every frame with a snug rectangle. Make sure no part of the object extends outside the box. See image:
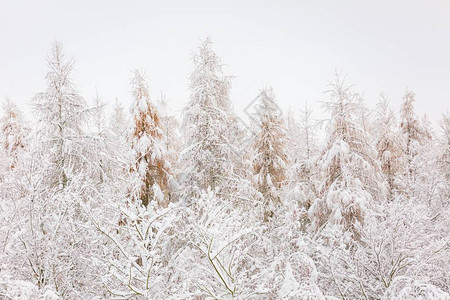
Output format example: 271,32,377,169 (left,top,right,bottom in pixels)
0,39,449,299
